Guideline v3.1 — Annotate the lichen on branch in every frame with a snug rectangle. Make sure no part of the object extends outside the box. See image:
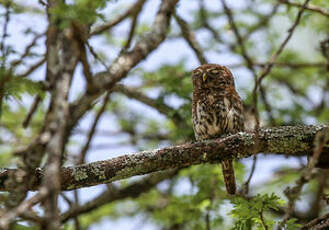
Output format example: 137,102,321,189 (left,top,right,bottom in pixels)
0,125,327,191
